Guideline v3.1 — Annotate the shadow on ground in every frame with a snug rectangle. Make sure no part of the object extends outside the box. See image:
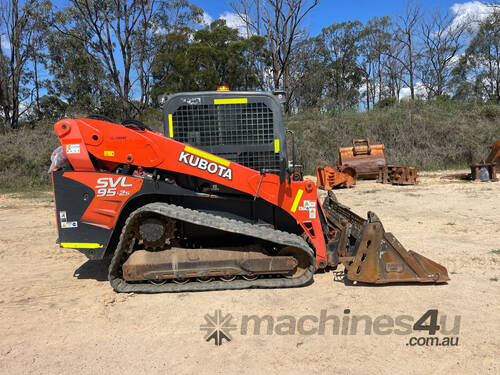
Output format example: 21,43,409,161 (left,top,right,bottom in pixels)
73,258,111,282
